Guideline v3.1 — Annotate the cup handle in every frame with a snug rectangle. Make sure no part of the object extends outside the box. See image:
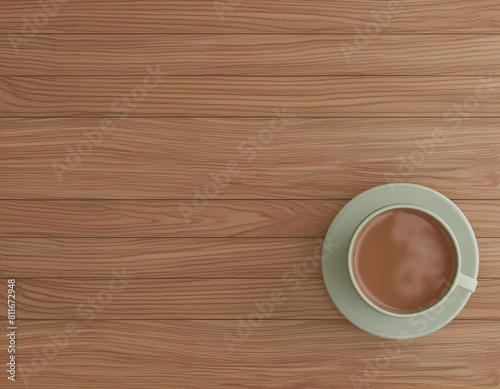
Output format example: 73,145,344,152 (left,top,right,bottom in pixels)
457,273,478,293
